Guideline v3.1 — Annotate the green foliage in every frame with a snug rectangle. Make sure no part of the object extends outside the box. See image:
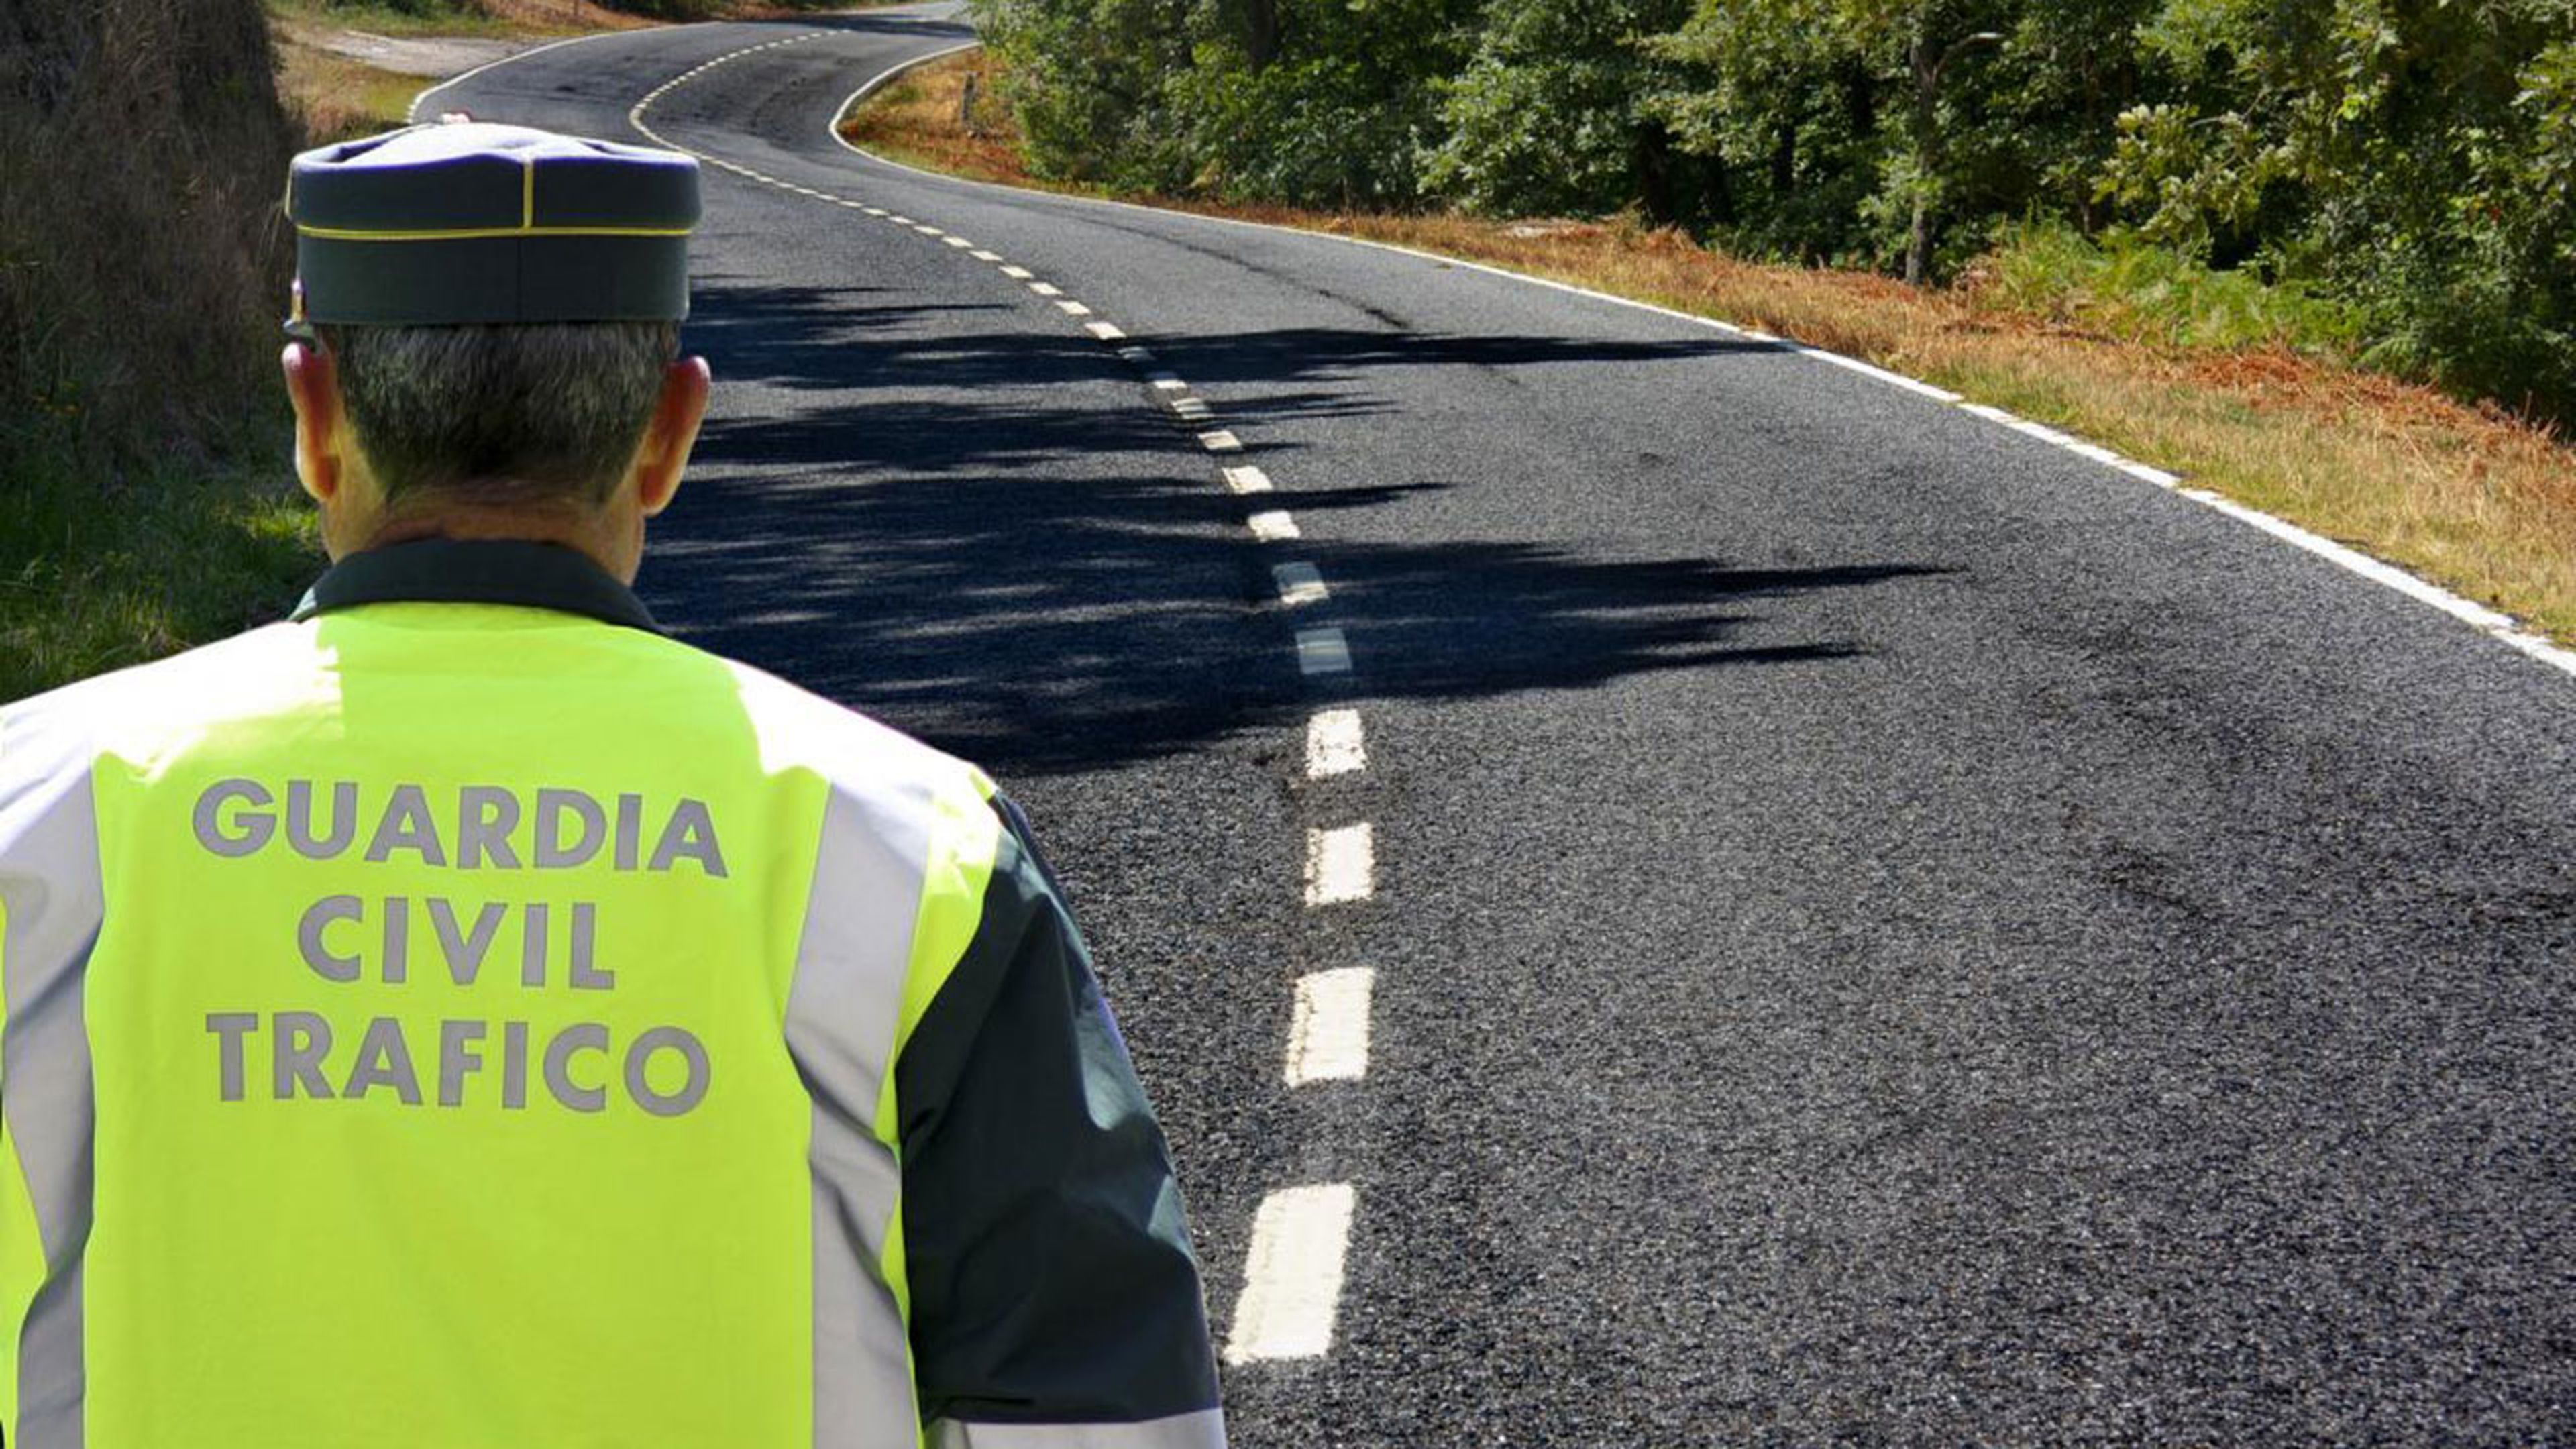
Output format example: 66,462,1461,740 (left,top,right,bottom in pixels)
3,0,321,696
0,422,317,702
1424,0,1699,219
974,0,1481,204
265,0,508,34
1986,219,2363,351
975,0,2576,419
